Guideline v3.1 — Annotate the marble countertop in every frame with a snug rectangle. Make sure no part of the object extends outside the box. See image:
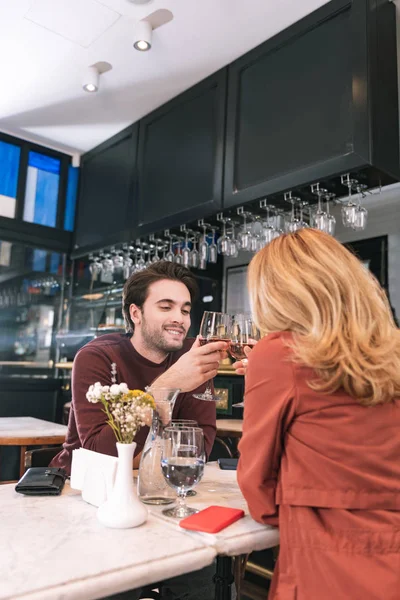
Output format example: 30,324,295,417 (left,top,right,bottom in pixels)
0,417,68,439
0,484,215,600
148,462,279,556
1,463,278,600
